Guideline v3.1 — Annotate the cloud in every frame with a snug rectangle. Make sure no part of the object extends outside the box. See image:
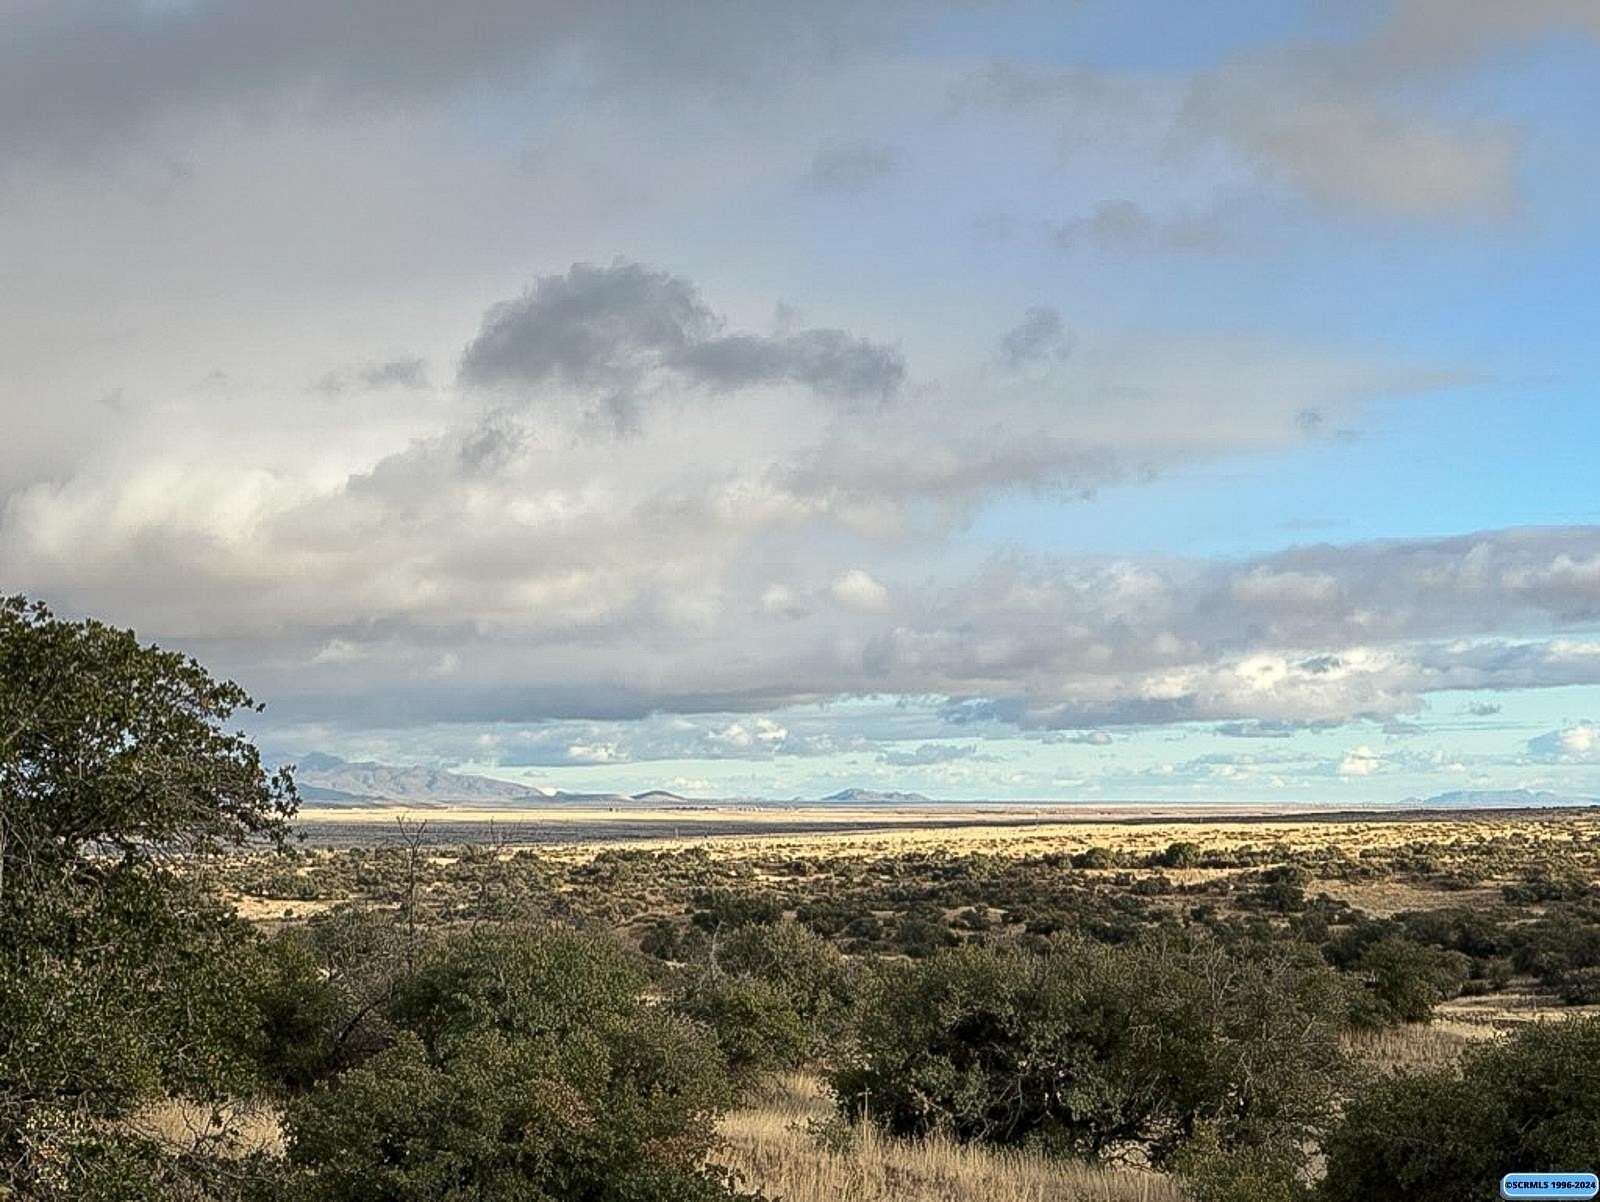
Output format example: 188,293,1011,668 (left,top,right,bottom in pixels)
877,742,981,766
0,251,1535,742
1527,723,1600,763
1169,1,1600,219
359,357,430,390
1051,201,1230,254
831,569,891,614
760,584,809,620
314,357,430,396
1183,68,1519,219
459,261,715,393
1338,745,1384,776
459,261,903,431
960,4,1600,222
675,328,905,405
1215,720,1321,739
2,1,951,166
997,307,1072,370
806,140,899,193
